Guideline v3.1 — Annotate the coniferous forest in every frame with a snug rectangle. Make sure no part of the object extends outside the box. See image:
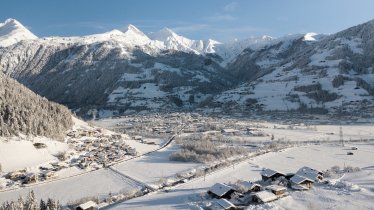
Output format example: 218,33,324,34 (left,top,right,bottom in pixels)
0,73,73,140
